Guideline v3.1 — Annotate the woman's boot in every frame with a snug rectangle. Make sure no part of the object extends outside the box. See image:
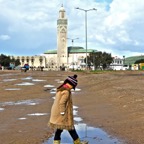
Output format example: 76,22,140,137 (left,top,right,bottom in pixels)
53,140,60,144
74,138,88,144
